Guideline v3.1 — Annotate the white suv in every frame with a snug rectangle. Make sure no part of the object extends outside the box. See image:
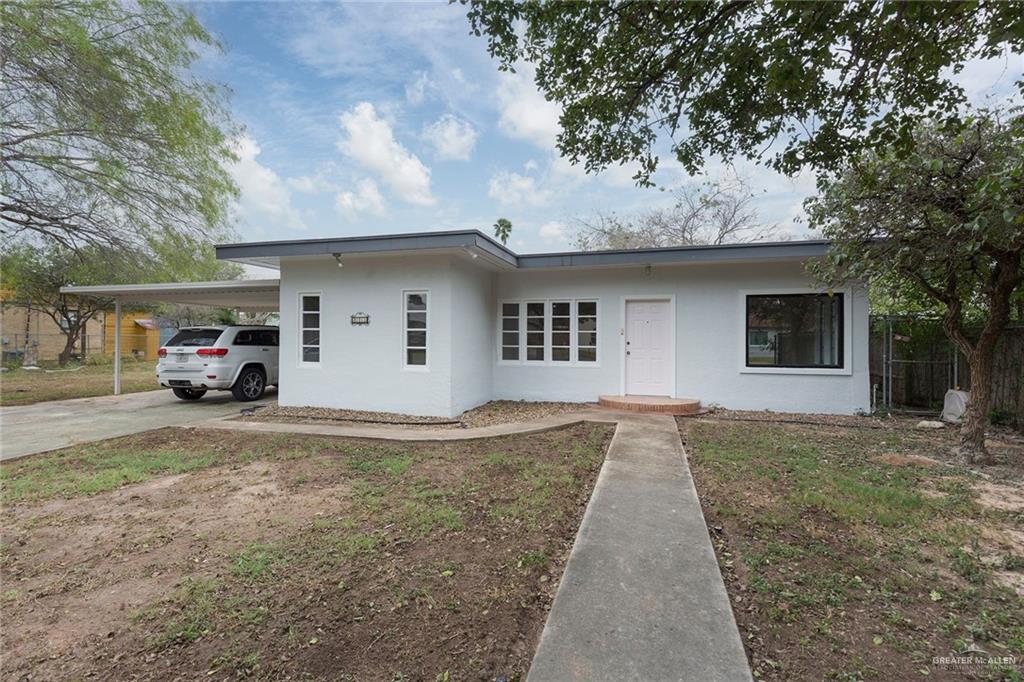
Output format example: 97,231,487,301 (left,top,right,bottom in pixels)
157,326,279,402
